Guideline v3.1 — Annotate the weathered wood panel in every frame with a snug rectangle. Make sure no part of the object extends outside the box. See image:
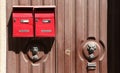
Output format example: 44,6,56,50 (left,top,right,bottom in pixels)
64,0,75,73
6,0,107,73
55,0,65,73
